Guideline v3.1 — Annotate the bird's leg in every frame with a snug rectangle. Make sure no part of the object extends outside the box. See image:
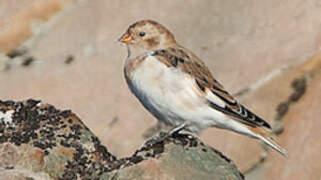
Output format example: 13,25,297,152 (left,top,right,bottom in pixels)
142,123,188,149
168,123,187,136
